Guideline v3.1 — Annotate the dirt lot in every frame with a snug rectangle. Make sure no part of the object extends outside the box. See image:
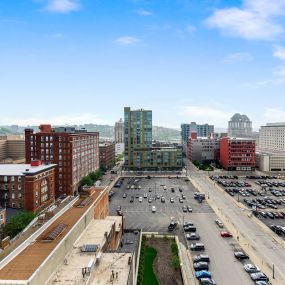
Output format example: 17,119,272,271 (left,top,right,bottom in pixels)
146,238,183,285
